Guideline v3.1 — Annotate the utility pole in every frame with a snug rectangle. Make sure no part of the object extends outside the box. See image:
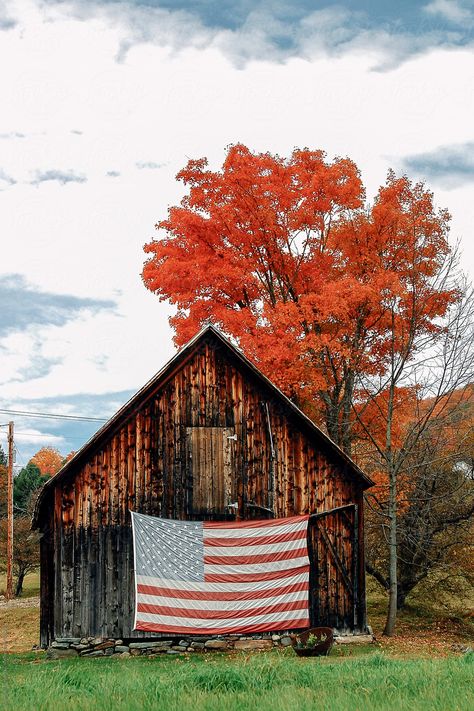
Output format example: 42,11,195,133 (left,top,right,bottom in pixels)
6,421,14,600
